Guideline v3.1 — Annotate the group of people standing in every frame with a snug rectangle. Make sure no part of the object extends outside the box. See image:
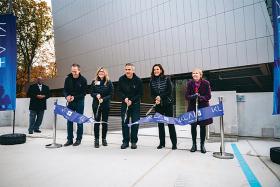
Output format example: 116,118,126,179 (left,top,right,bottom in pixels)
27,63,212,153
